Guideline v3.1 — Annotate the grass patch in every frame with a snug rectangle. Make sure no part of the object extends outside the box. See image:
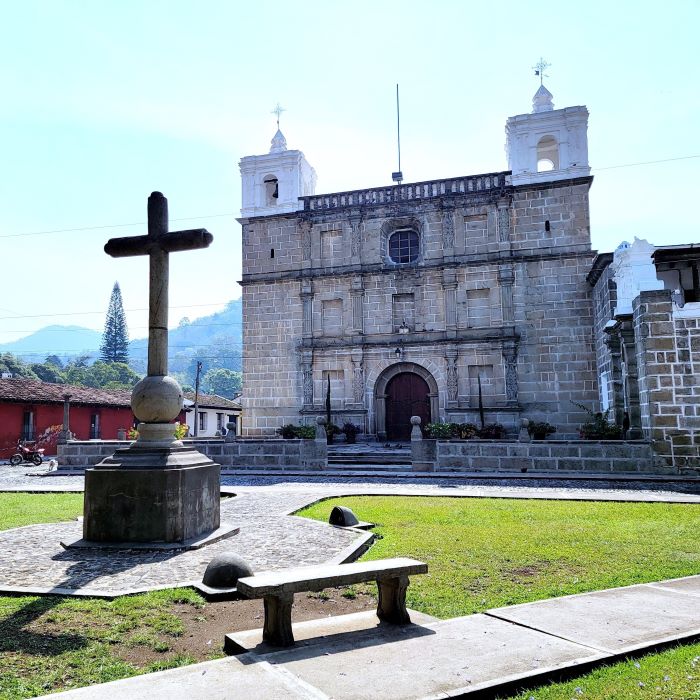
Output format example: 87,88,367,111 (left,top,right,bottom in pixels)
0,492,83,530
501,641,700,699
0,494,210,699
299,496,700,618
